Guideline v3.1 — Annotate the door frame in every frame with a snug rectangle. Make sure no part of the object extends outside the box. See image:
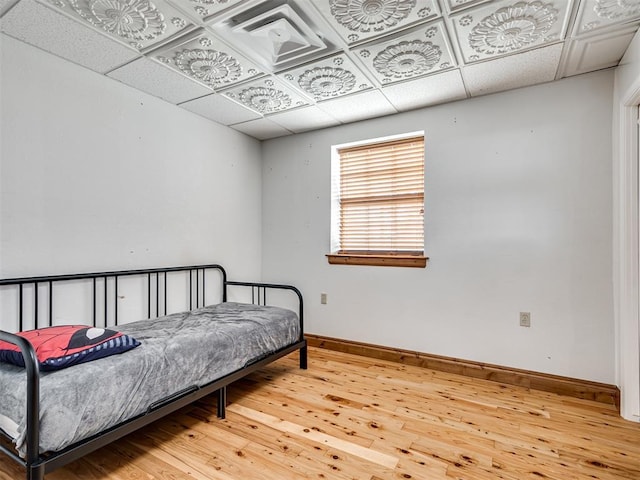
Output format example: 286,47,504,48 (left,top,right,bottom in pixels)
615,78,640,421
